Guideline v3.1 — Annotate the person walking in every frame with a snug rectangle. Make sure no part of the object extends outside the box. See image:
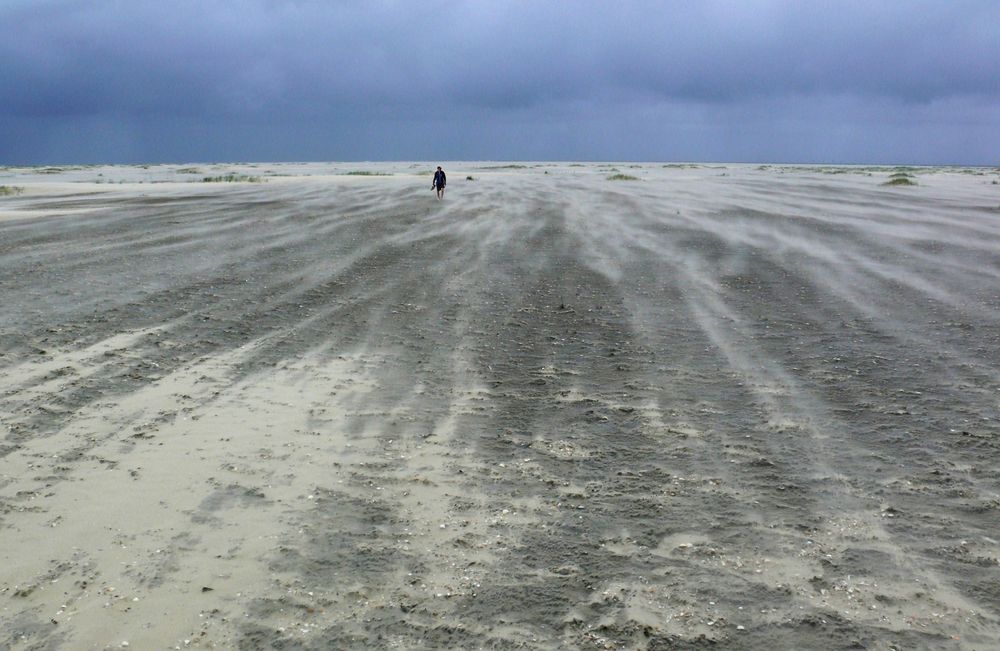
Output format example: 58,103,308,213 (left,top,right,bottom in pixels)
432,166,446,200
